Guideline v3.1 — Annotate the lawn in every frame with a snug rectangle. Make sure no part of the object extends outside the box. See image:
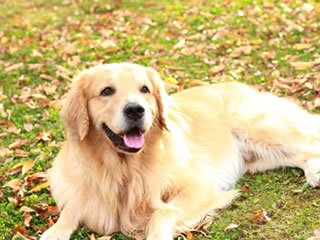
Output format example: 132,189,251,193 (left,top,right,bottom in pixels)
0,0,320,239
